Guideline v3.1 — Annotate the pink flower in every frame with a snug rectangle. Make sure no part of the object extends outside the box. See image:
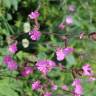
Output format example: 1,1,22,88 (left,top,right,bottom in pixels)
7,60,17,71
82,64,93,76
88,77,96,82
3,55,17,71
21,66,33,77
56,47,74,61
36,60,56,75
58,23,65,30
72,79,81,86
63,47,74,56
32,80,41,90
28,11,40,19
74,85,83,95
74,94,81,96
8,43,17,53
29,29,41,40
61,85,68,91
44,92,52,96
72,79,83,96
3,55,12,64
56,48,65,61
68,5,75,12
51,85,58,91
82,64,96,82
65,16,73,25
